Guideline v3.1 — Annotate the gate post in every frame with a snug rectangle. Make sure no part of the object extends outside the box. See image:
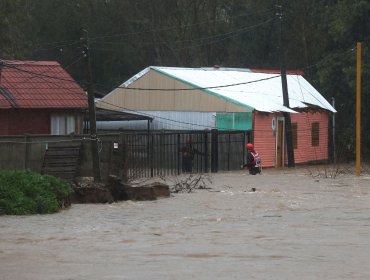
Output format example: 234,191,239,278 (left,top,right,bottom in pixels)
204,131,208,173
211,129,218,173
120,133,128,182
24,134,30,170
177,134,181,175
149,133,154,178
